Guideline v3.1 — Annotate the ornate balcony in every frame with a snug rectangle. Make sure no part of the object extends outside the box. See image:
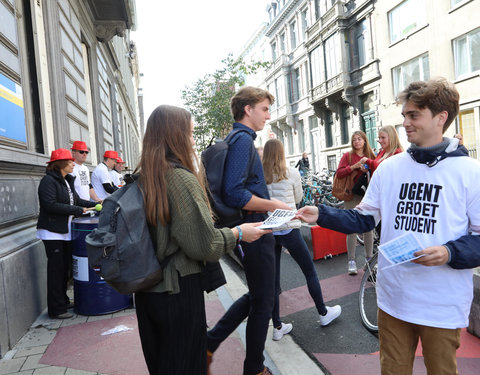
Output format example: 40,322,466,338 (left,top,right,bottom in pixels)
86,0,136,42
